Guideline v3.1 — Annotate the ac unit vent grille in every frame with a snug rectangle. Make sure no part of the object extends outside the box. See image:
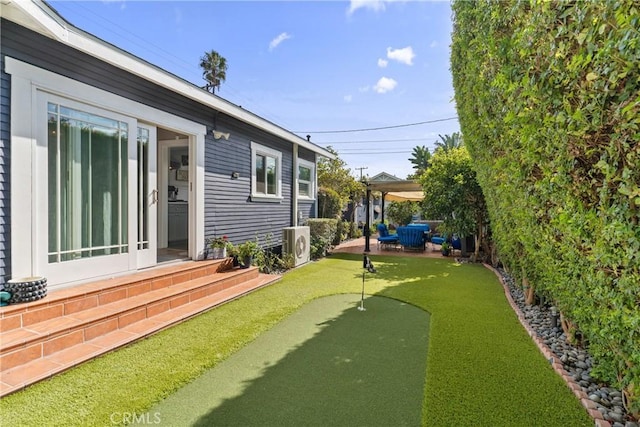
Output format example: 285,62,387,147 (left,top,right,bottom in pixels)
282,226,310,267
